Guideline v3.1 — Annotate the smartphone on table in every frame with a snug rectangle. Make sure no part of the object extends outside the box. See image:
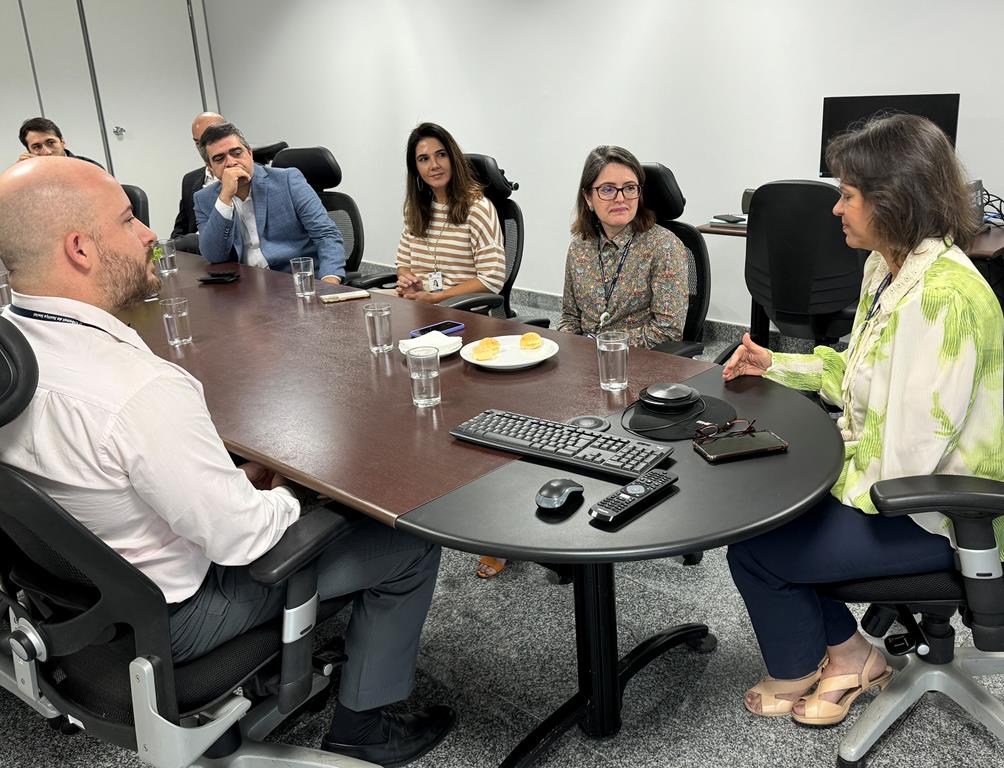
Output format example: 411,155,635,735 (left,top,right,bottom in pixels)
693,430,788,463
409,320,465,338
